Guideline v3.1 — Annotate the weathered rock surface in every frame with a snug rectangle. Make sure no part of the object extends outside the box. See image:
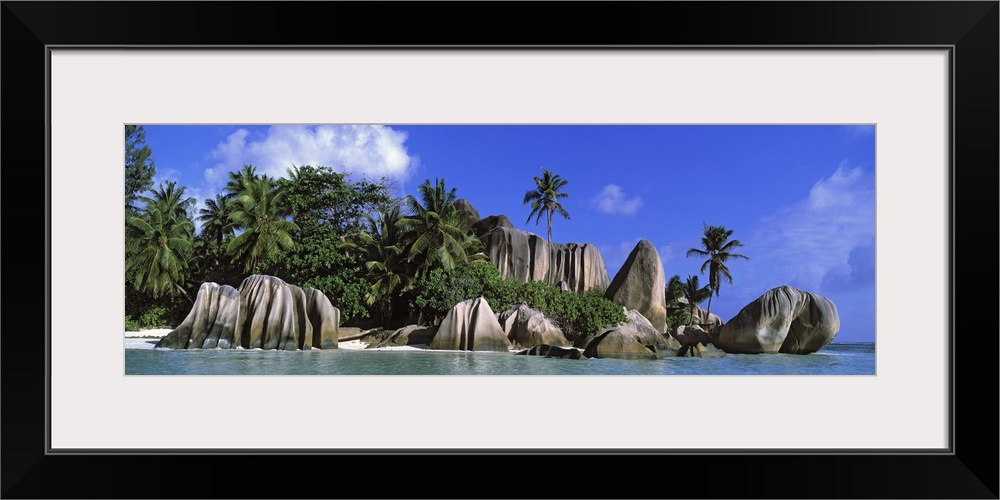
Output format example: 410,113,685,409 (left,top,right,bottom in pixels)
364,325,438,349
471,214,514,237
678,342,727,358
499,304,570,348
515,345,587,359
480,226,610,293
672,325,726,358
583,309,678,360
428,297,512,352
304,287,339,349
714,286,840,354
454,198,481,231
237,275,313,350
156,275,340,350
156,283,241,349
604,240,667,333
